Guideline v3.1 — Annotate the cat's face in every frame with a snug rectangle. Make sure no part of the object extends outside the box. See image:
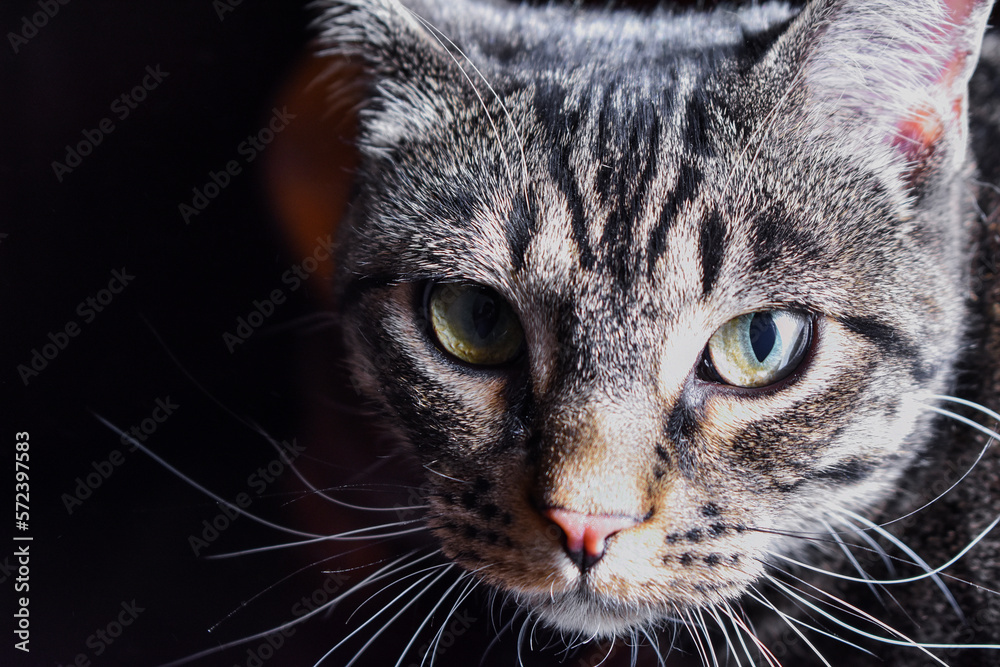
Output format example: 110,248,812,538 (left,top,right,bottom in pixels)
321,0,990,640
